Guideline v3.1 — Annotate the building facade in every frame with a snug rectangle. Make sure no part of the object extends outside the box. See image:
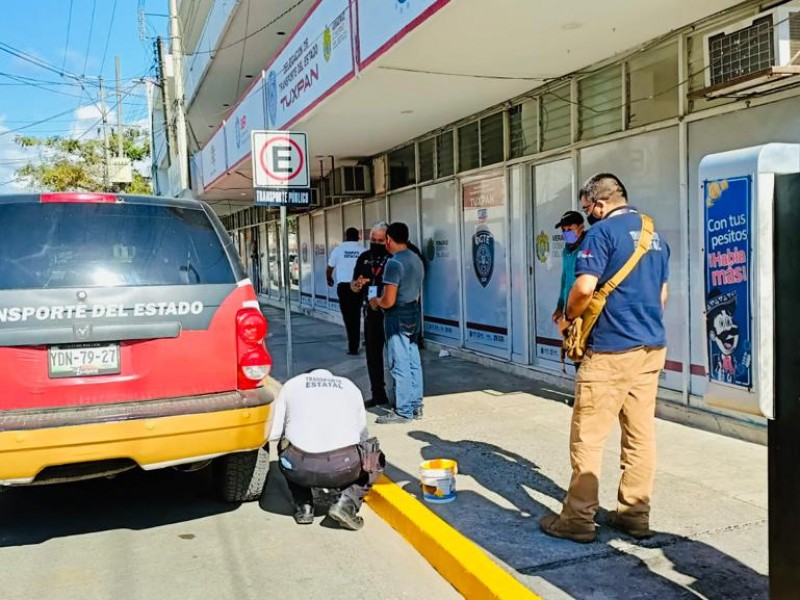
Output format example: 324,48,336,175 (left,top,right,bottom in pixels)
155,0,800,434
